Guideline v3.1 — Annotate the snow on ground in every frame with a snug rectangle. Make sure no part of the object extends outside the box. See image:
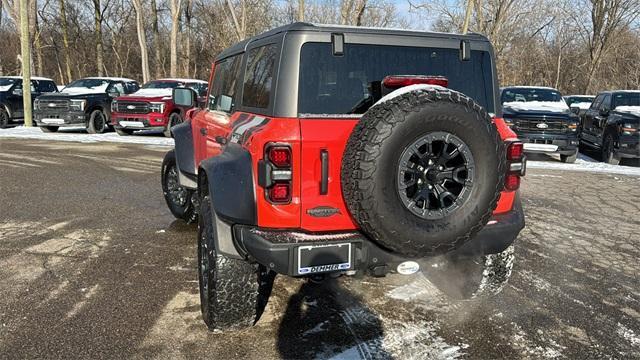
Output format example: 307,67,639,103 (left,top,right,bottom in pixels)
527,153,640,177
0,126,174,147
